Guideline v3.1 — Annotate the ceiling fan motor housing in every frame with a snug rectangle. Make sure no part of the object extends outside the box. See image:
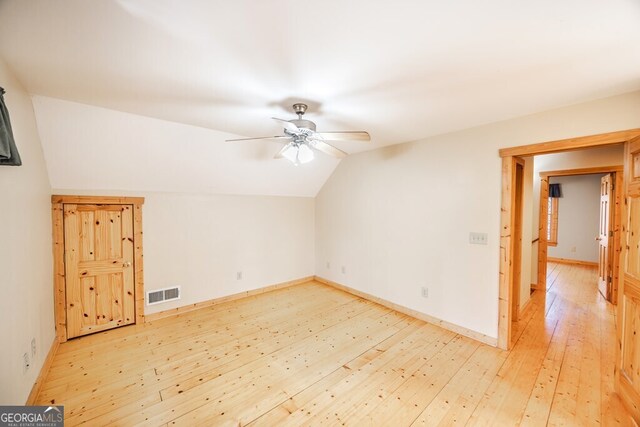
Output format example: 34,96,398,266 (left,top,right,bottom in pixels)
288,104,316,131
288,119,316,132
292,103,308,115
